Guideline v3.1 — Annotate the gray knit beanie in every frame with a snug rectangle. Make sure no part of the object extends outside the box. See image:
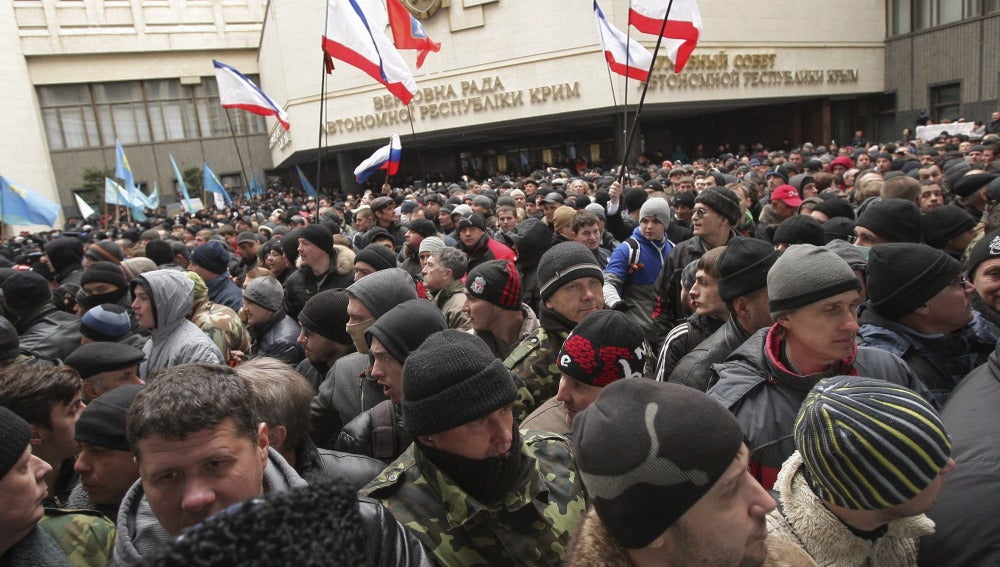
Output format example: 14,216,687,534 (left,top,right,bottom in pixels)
824,239,868,274
346,268,418,318
767,244,861,316
572,379,743,549
401,330,518,436
638,198,671,229
537,242,603,301
244,276,284,312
